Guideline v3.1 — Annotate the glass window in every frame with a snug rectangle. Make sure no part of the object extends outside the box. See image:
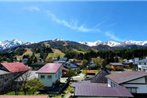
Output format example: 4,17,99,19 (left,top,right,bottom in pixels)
127,87,137,93
40,75,45,79
145,76,147,83
48,75,52,79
